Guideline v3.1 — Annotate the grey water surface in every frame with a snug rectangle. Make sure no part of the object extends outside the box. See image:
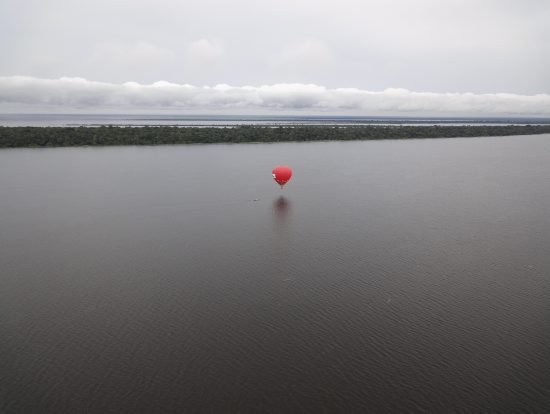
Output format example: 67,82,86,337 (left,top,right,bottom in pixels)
1,135,549,413
1,113,549,126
